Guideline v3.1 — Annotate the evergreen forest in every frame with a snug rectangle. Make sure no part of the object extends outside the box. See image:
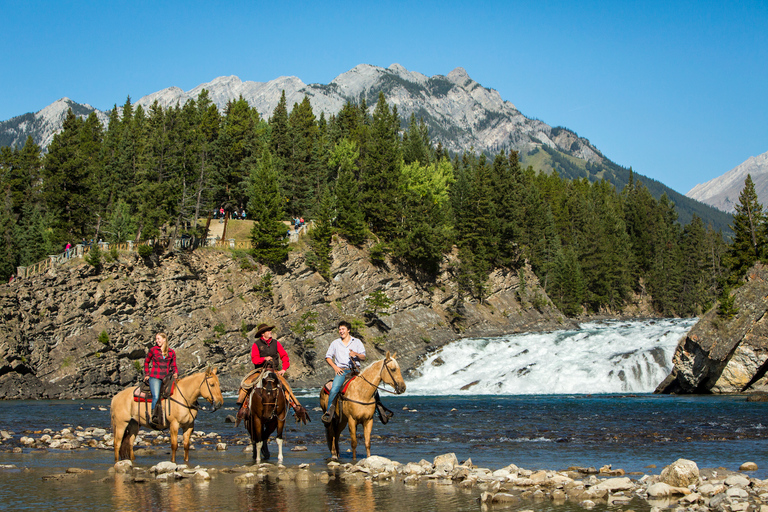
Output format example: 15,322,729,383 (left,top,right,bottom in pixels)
1,89,760,318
